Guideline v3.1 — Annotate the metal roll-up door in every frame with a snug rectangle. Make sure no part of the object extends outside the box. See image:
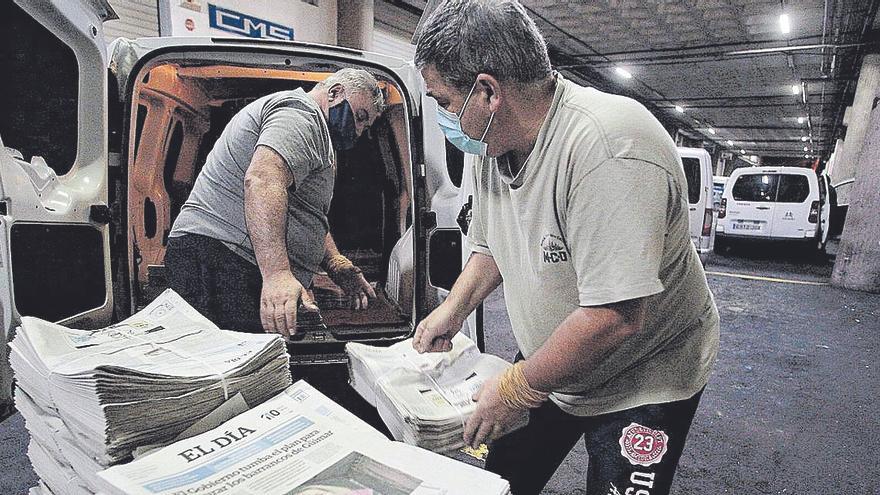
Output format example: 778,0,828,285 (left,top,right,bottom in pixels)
105,0,160,41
